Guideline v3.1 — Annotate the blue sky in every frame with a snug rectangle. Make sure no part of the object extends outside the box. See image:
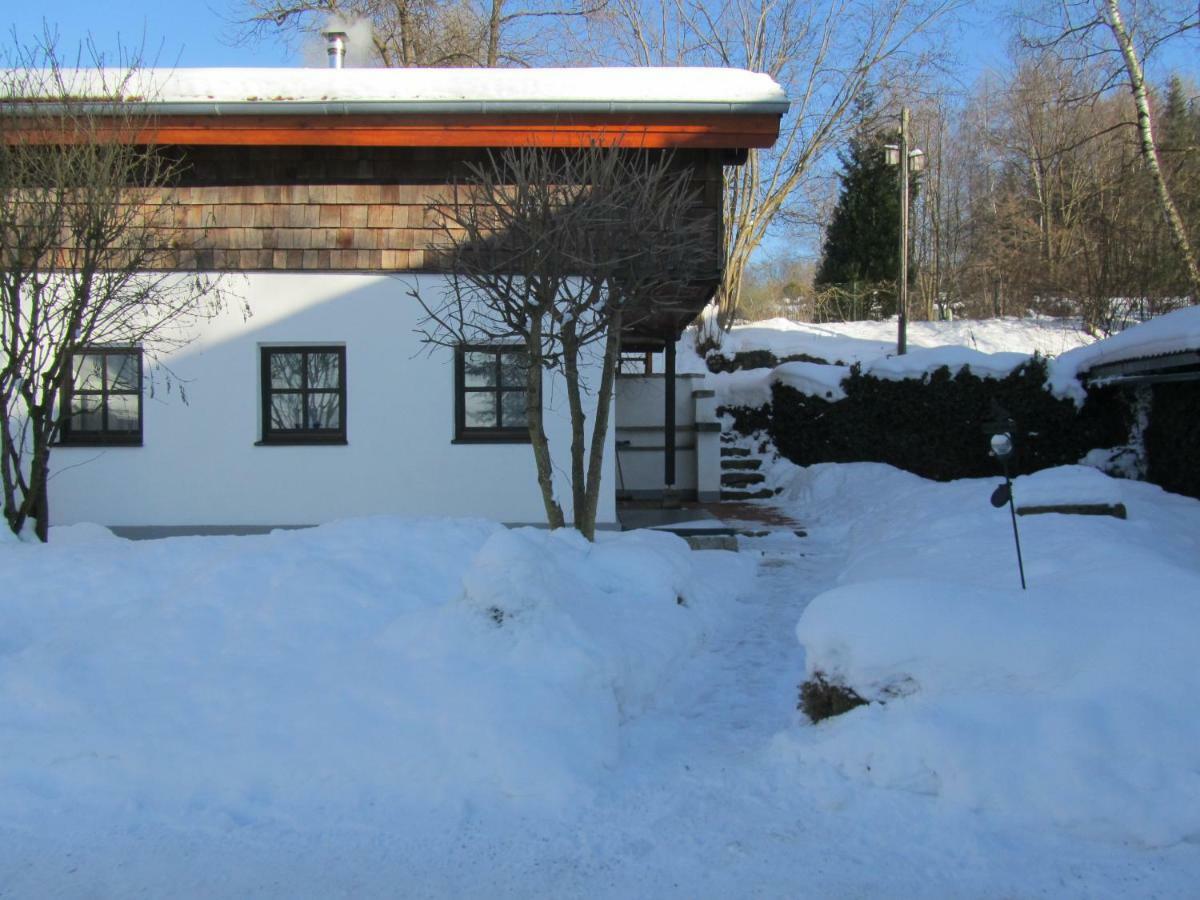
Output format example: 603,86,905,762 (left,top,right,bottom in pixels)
3,1,293,67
